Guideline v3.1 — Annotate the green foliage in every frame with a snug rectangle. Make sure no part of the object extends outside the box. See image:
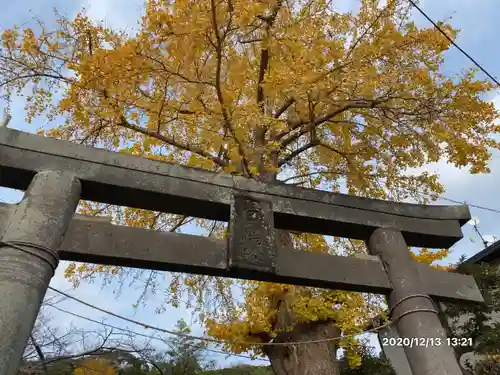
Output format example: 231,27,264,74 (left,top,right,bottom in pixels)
475,356,500,375
200,346,396,375
19,345,396,375
153,319,212,375
18,320,210,375
201,365,272,375
18,358,76,375
443,258,500,372
339,346,396,375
